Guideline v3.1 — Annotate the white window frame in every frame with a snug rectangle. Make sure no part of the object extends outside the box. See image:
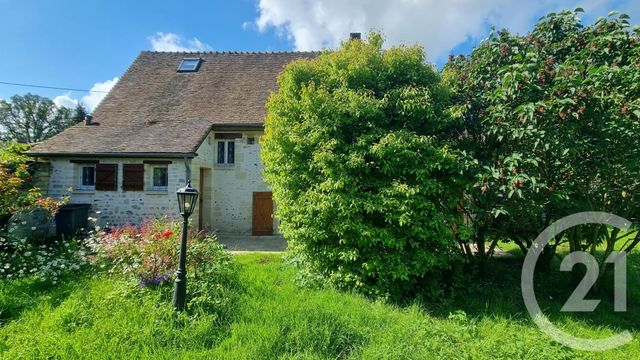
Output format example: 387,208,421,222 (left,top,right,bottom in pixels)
151,166,169,191
216,140,235,166
177,58,202,72
79,165,96,190
78,164,96,190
